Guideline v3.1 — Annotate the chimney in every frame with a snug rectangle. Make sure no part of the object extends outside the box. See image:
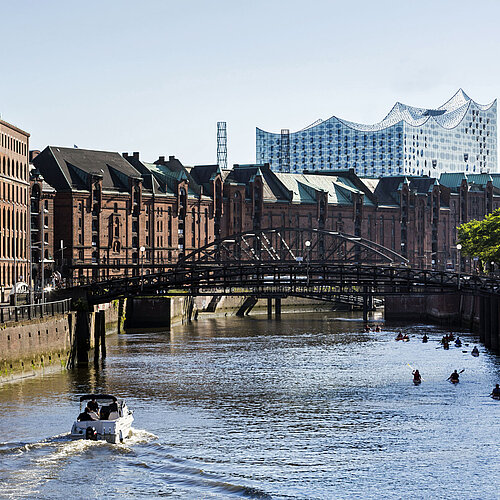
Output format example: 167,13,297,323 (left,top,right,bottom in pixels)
158,156,165,163
133,152,139,159
169,155,175,161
